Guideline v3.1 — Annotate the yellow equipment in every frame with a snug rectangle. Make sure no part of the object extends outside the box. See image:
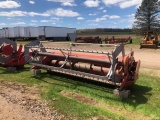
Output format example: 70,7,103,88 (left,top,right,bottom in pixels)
140,31,159,49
